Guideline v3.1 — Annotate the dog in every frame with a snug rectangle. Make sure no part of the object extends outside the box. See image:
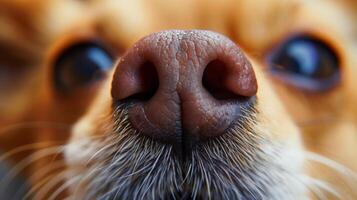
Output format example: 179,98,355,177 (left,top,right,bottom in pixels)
0,0,356,199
